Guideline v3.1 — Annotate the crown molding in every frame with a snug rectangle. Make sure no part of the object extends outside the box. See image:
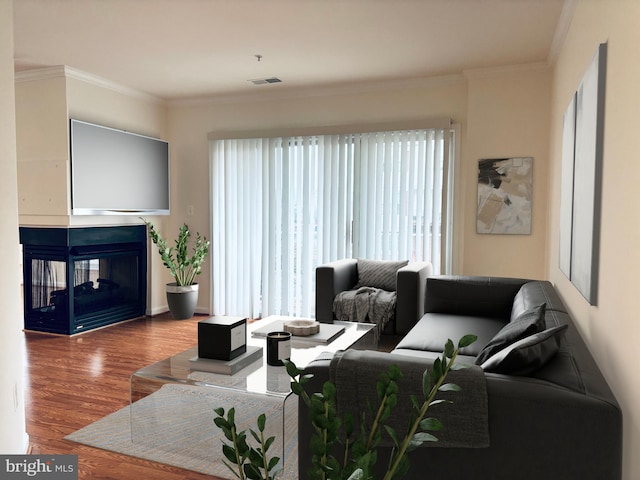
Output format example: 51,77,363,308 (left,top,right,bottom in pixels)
548,0,577,64
168,73,467,108
15,65,165,105
463,62,550,80
14,65,67,82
